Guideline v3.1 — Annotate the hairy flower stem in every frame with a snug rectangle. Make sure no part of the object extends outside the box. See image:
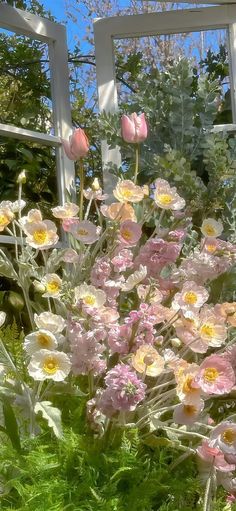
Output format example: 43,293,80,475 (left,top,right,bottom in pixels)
134,145,139,184
0,339,35,436
203,464,215,511
79,160,84,221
